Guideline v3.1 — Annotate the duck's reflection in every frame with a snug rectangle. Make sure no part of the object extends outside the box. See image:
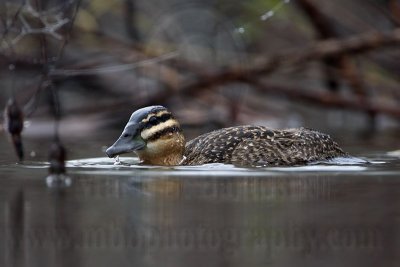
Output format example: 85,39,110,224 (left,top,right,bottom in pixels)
126,175,335,201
